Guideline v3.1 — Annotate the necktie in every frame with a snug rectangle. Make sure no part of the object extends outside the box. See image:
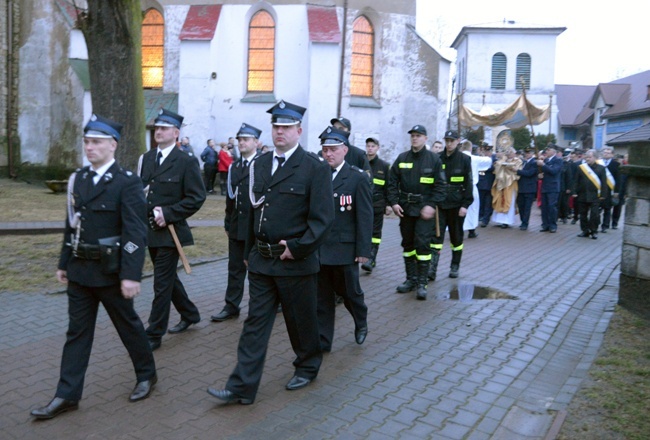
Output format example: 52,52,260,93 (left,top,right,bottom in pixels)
155,151,163,170
89,170,97,185
276,156,285,167
331,168,337,180
243,159,248,168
